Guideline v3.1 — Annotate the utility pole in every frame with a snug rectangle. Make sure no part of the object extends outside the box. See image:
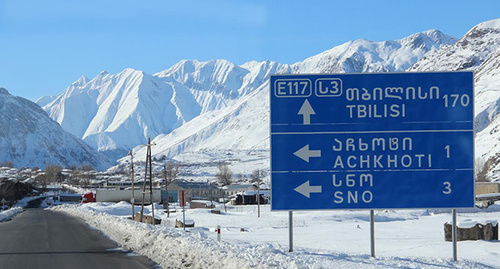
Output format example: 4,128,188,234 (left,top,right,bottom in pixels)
209,180,212,206
130,150,135,220
163,162,170,218
257,169,261,218
140,137,155,224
